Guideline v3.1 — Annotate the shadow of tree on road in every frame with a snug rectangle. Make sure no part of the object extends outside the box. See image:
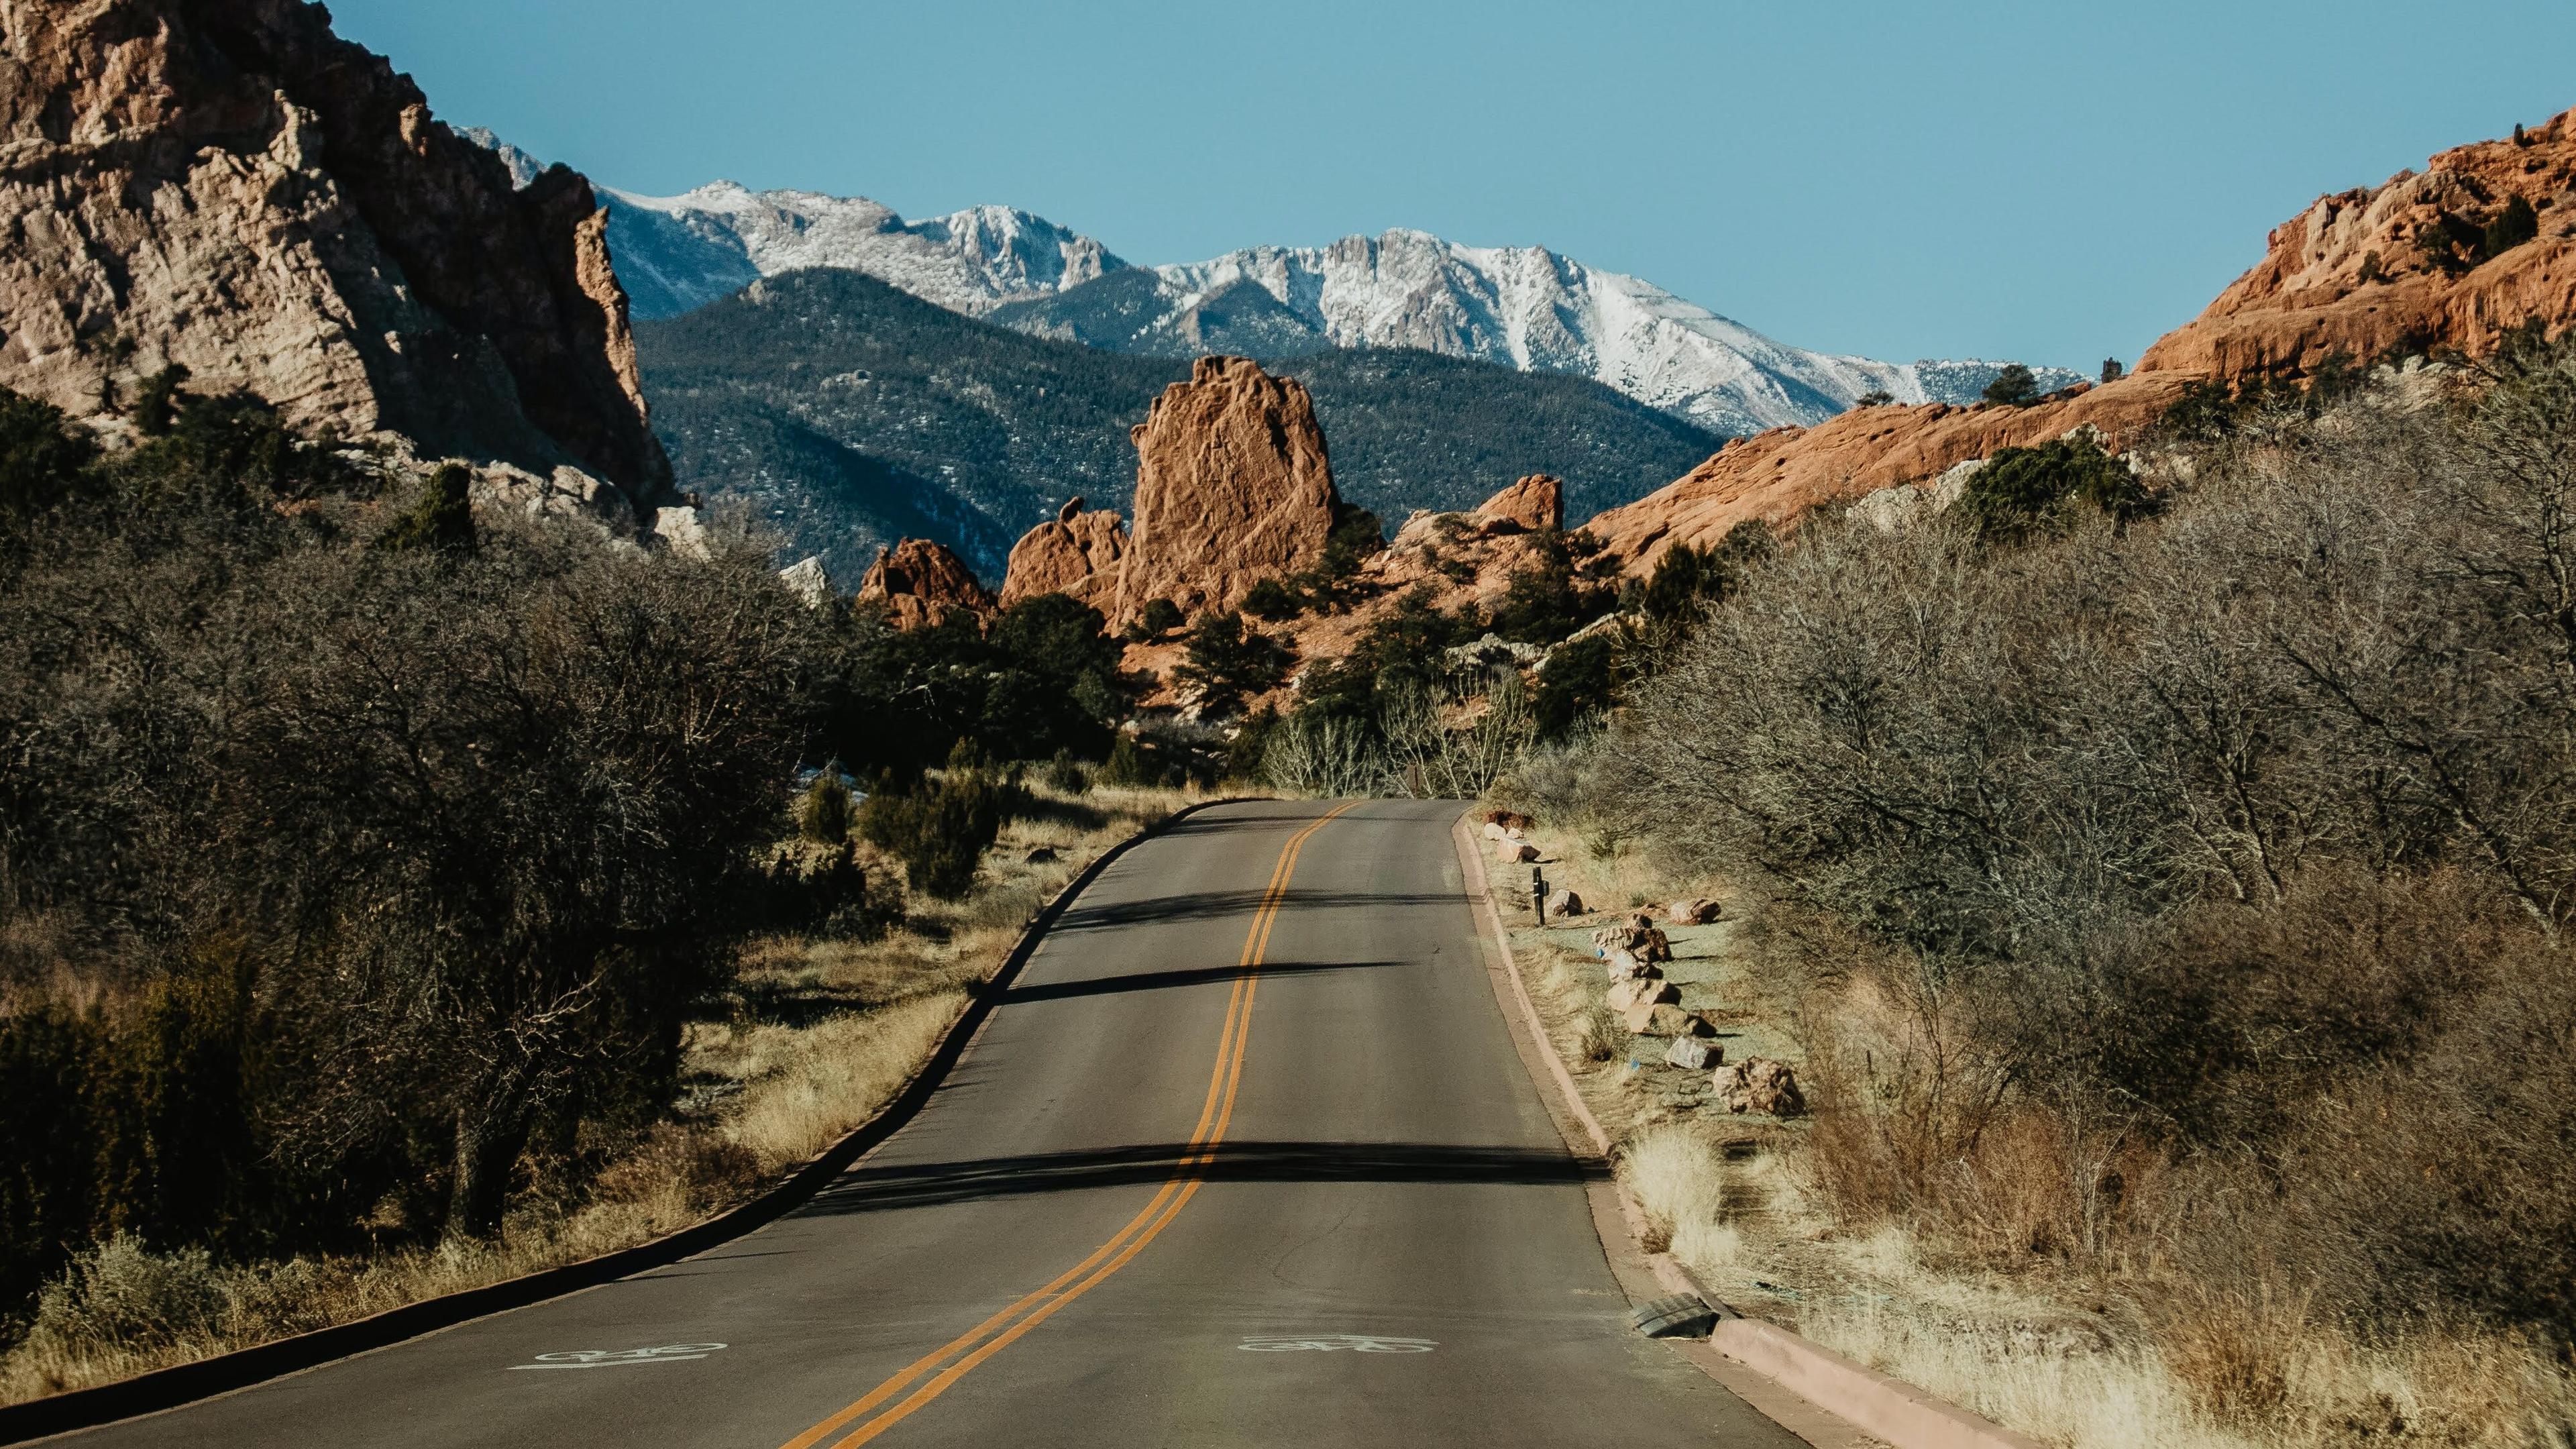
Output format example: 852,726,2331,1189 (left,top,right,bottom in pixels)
796,1140,1596,1216
1000,959,1403,1004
